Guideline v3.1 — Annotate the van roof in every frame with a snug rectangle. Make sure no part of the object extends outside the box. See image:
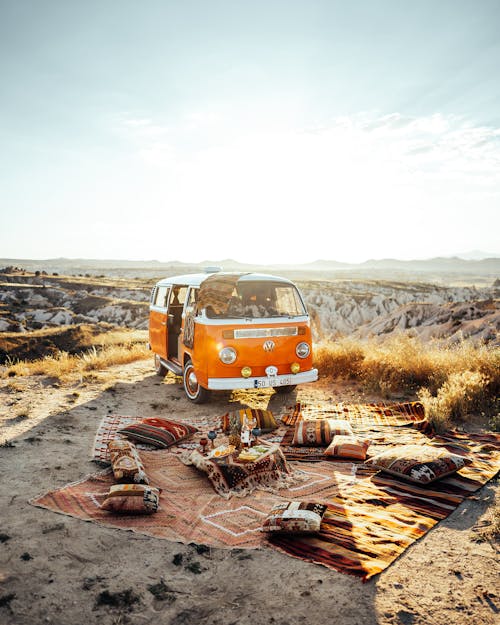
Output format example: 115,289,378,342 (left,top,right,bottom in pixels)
155,272,295,288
